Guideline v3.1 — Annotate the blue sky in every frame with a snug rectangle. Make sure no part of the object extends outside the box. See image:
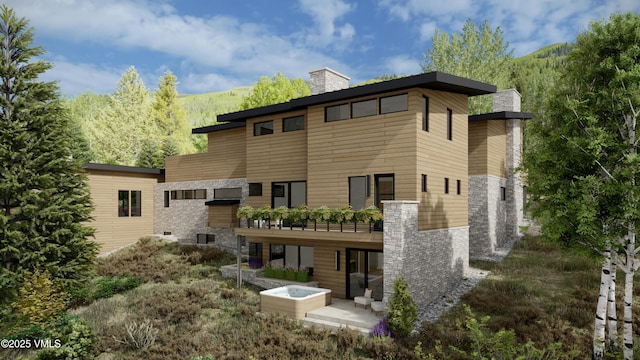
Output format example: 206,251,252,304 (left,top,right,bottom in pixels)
4,0,639,97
